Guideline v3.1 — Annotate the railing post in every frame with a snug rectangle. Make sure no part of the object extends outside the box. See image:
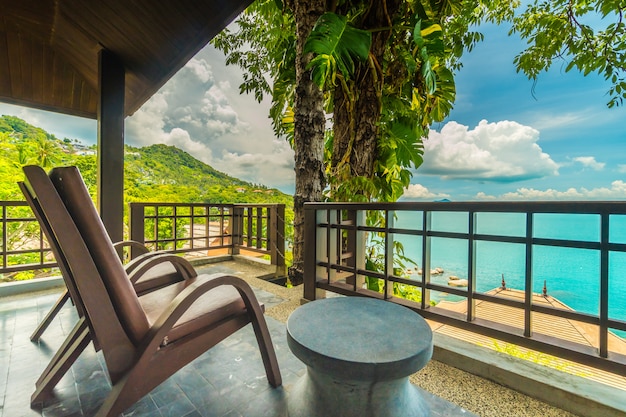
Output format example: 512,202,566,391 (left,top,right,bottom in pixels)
421,211,431,309
204,205,210,249
599,212,609,357
303,204,318,301
269,204,286,276
345,209,356,287
2,204,7,271
346,209,366,290
256,207,263,249
384,210,394,299
246,207,253,248
231,205,243,255
524,212,534,337
129,203,145,258
467,211,477,321
327,209,338,285
355,210,366,290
